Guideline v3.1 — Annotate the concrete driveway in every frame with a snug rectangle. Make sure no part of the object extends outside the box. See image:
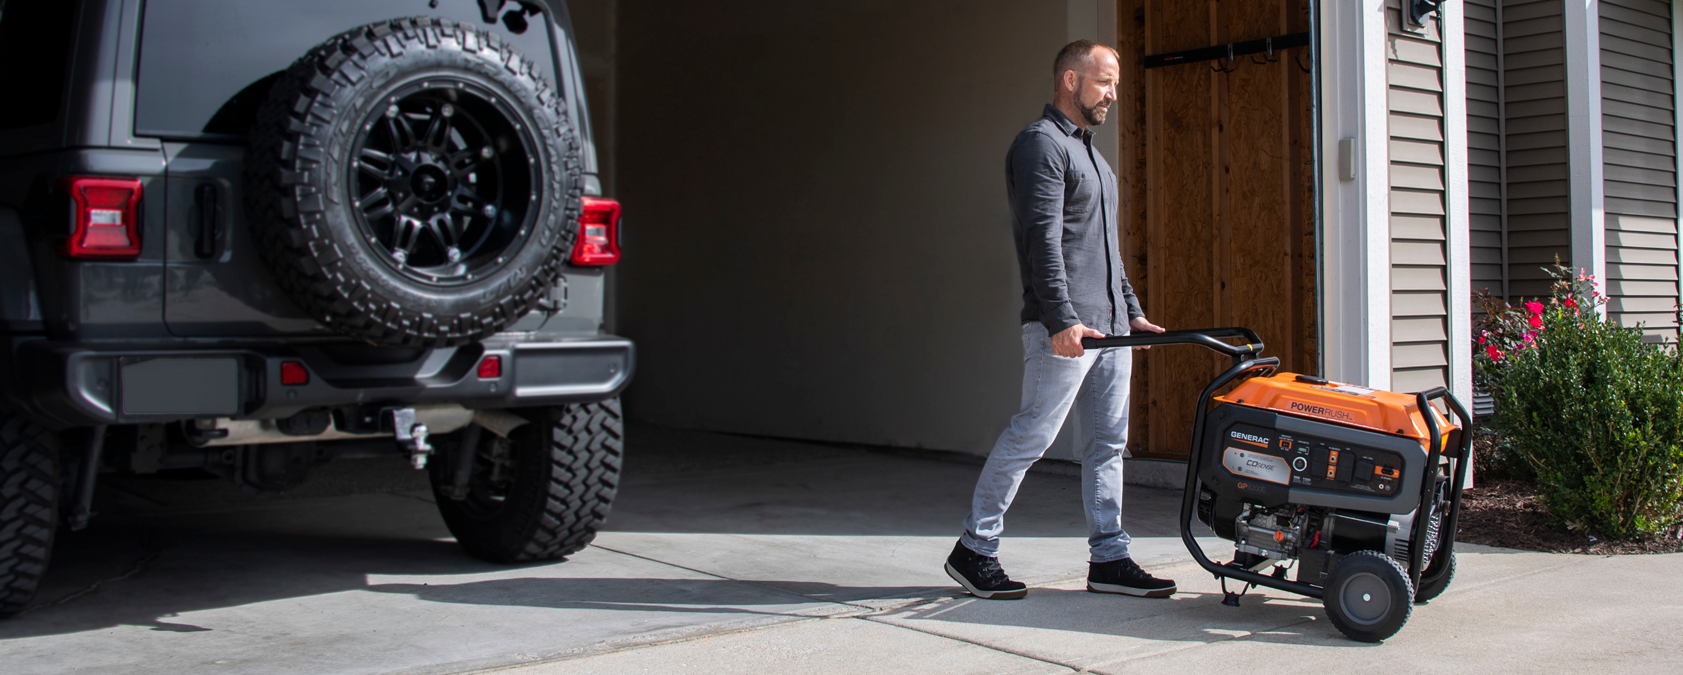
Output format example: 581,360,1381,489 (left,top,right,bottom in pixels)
1,426,1678,674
